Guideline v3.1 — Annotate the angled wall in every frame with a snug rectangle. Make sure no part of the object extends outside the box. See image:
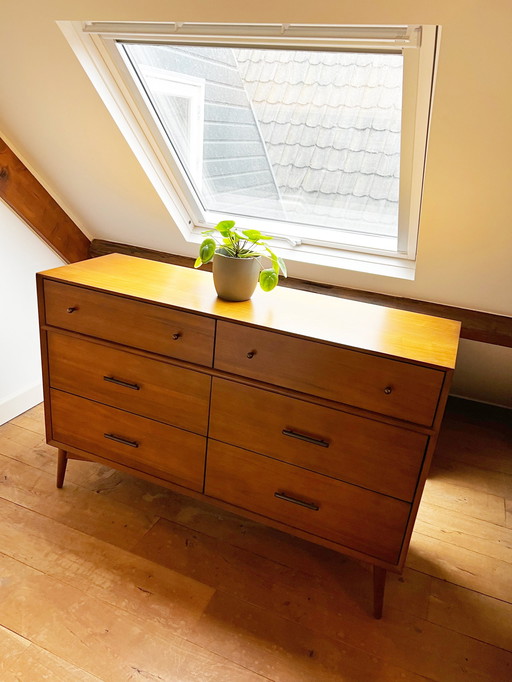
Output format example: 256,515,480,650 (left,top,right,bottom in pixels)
0,201,63,424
